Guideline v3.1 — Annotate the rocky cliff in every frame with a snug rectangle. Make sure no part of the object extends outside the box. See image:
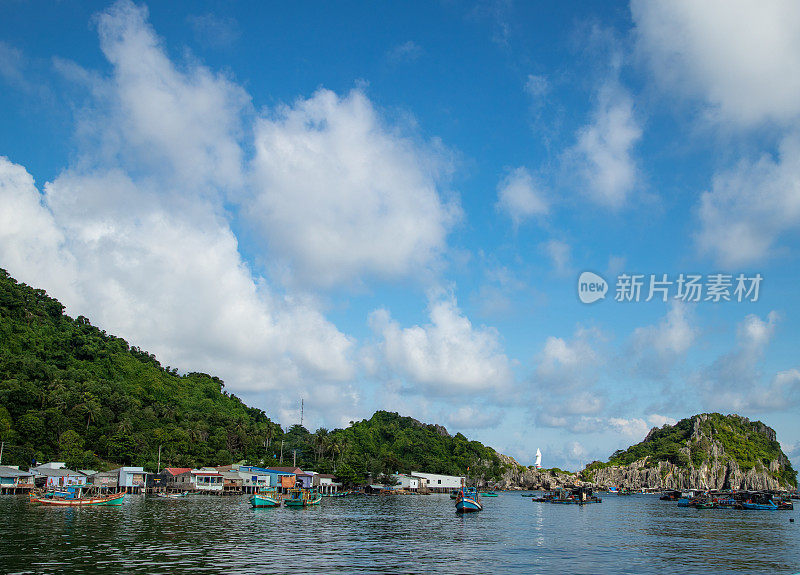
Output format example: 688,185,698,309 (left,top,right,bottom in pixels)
583,413,797,491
